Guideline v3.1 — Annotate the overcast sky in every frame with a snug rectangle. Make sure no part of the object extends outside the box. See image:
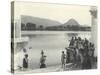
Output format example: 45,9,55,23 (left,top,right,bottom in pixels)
15,1,92,26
